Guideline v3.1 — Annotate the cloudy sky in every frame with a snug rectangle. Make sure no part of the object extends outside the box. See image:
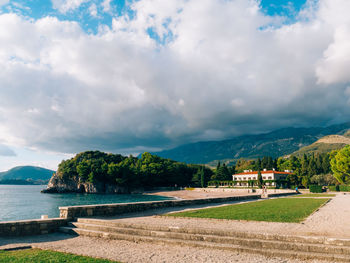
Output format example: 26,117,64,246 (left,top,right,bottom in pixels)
0,0,350,171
